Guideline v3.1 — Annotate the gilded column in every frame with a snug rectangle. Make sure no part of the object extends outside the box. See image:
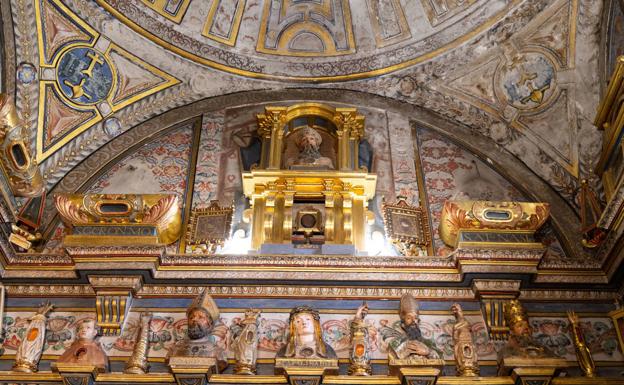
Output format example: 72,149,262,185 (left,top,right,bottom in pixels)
250,194,266,250
352,195,366,251
342,192,353,245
